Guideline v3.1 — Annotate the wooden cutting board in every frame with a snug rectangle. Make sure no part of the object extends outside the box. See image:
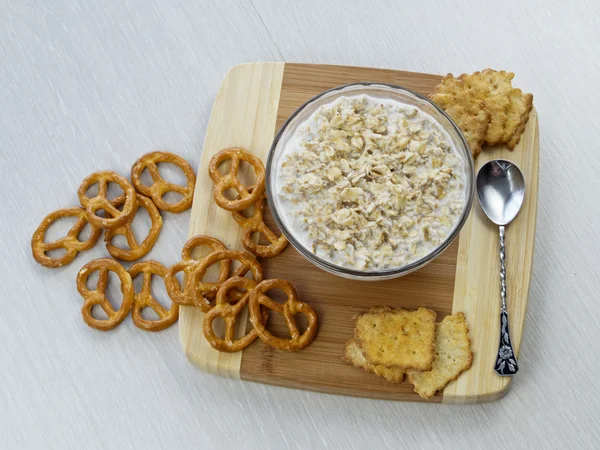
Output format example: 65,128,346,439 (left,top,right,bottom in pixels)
180,63,539,403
